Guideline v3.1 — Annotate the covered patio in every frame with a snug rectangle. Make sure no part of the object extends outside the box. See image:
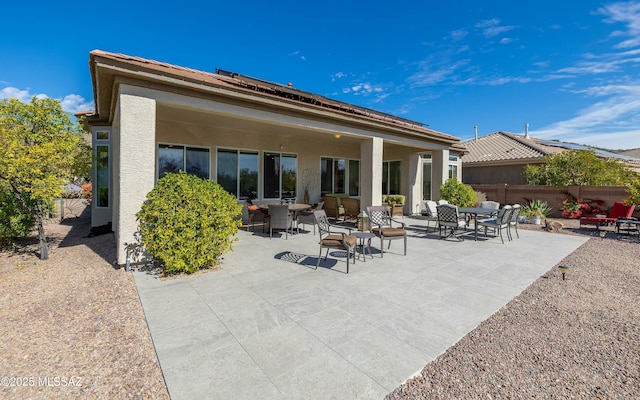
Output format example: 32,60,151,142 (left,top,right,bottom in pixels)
133,218,588,399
